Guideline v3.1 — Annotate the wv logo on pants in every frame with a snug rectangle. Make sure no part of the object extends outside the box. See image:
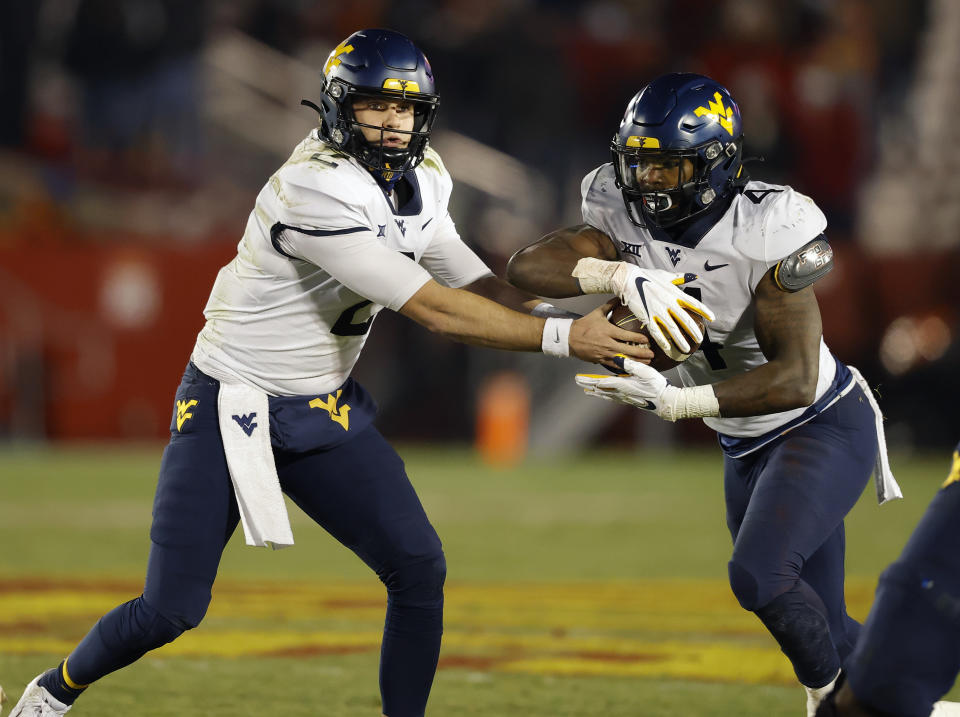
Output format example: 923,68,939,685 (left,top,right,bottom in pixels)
309,390,351,431
232,413,258,436
176,400,198,431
